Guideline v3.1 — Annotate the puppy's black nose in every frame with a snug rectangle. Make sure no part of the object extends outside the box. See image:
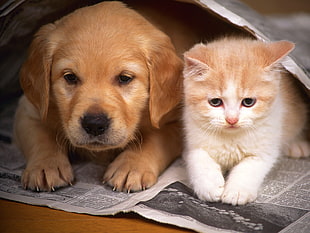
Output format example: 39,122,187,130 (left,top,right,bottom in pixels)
81,113,110,136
